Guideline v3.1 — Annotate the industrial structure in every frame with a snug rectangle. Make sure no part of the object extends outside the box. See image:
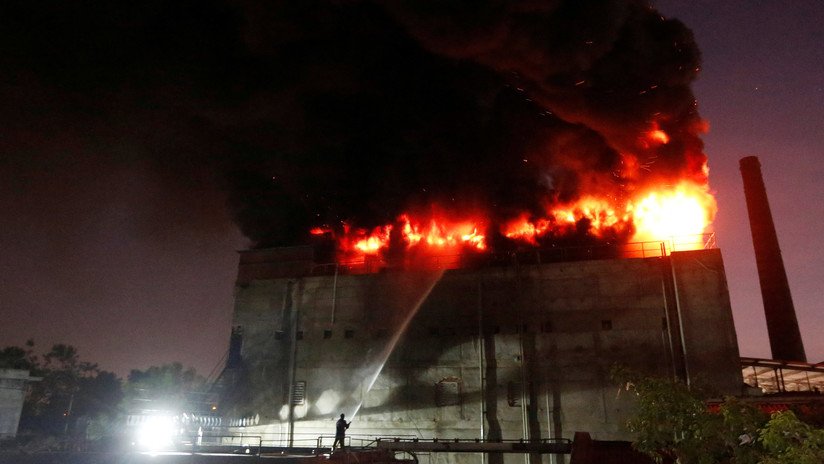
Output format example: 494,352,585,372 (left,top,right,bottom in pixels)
219,240,742,463
740,156,807,362
93,156,815,464
0,369,40,439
